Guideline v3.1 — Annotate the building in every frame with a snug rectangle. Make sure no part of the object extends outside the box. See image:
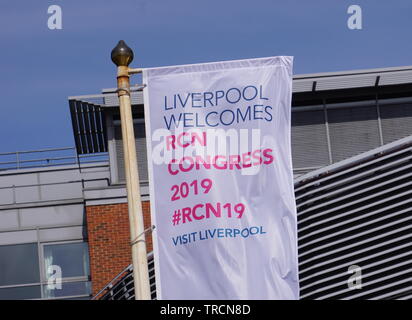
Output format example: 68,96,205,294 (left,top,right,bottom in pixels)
0,65,411,299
